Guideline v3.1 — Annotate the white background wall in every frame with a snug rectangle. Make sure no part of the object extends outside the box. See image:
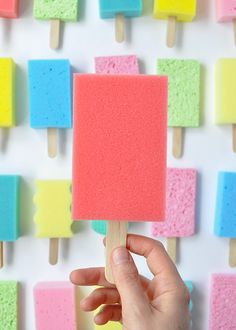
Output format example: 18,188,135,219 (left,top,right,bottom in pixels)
0,0,235,329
